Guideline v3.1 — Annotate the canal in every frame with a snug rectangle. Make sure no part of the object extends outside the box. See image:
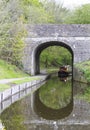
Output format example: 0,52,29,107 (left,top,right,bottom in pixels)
0,74,90,130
